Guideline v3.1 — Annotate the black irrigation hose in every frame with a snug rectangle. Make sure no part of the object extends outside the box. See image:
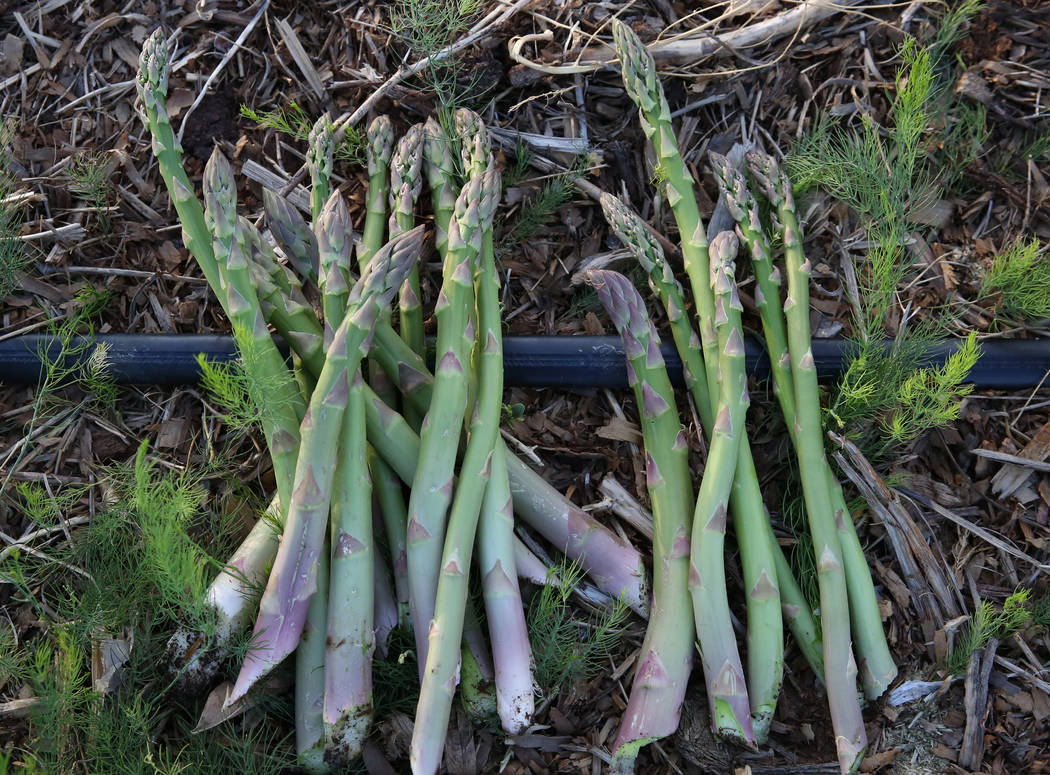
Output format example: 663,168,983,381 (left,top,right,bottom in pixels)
0,334,1047,389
